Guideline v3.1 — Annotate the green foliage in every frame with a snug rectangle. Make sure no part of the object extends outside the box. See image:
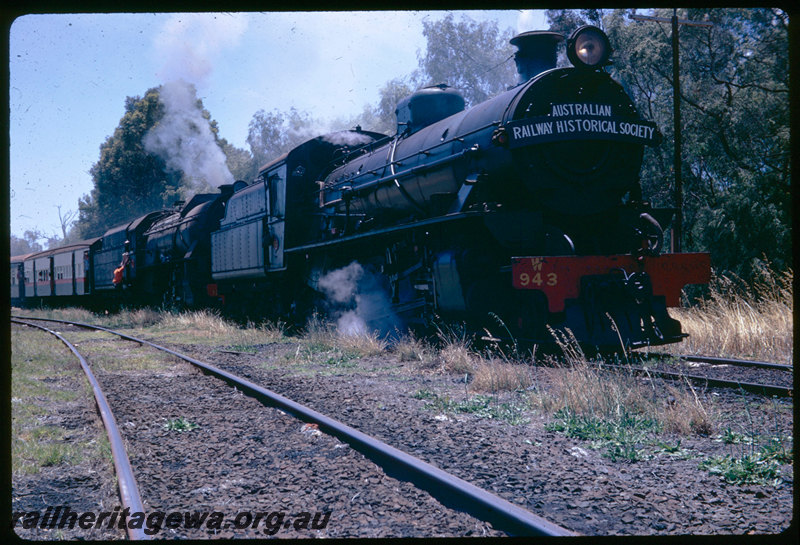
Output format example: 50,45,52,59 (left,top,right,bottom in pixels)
423,392,530,425
10,230,43,256
74,85,252,239
418,13,517,107
246,107,317,169
75,88,176,238
699,447,788,486
547,8,789,283
546,9,608,35
411,389,437,400
347,78,416,135
320,352,359,368
219,137,258,182
163,417,199,432
342,13,519,134
654,440,694,458
546,407,661,461
718,427,757,446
